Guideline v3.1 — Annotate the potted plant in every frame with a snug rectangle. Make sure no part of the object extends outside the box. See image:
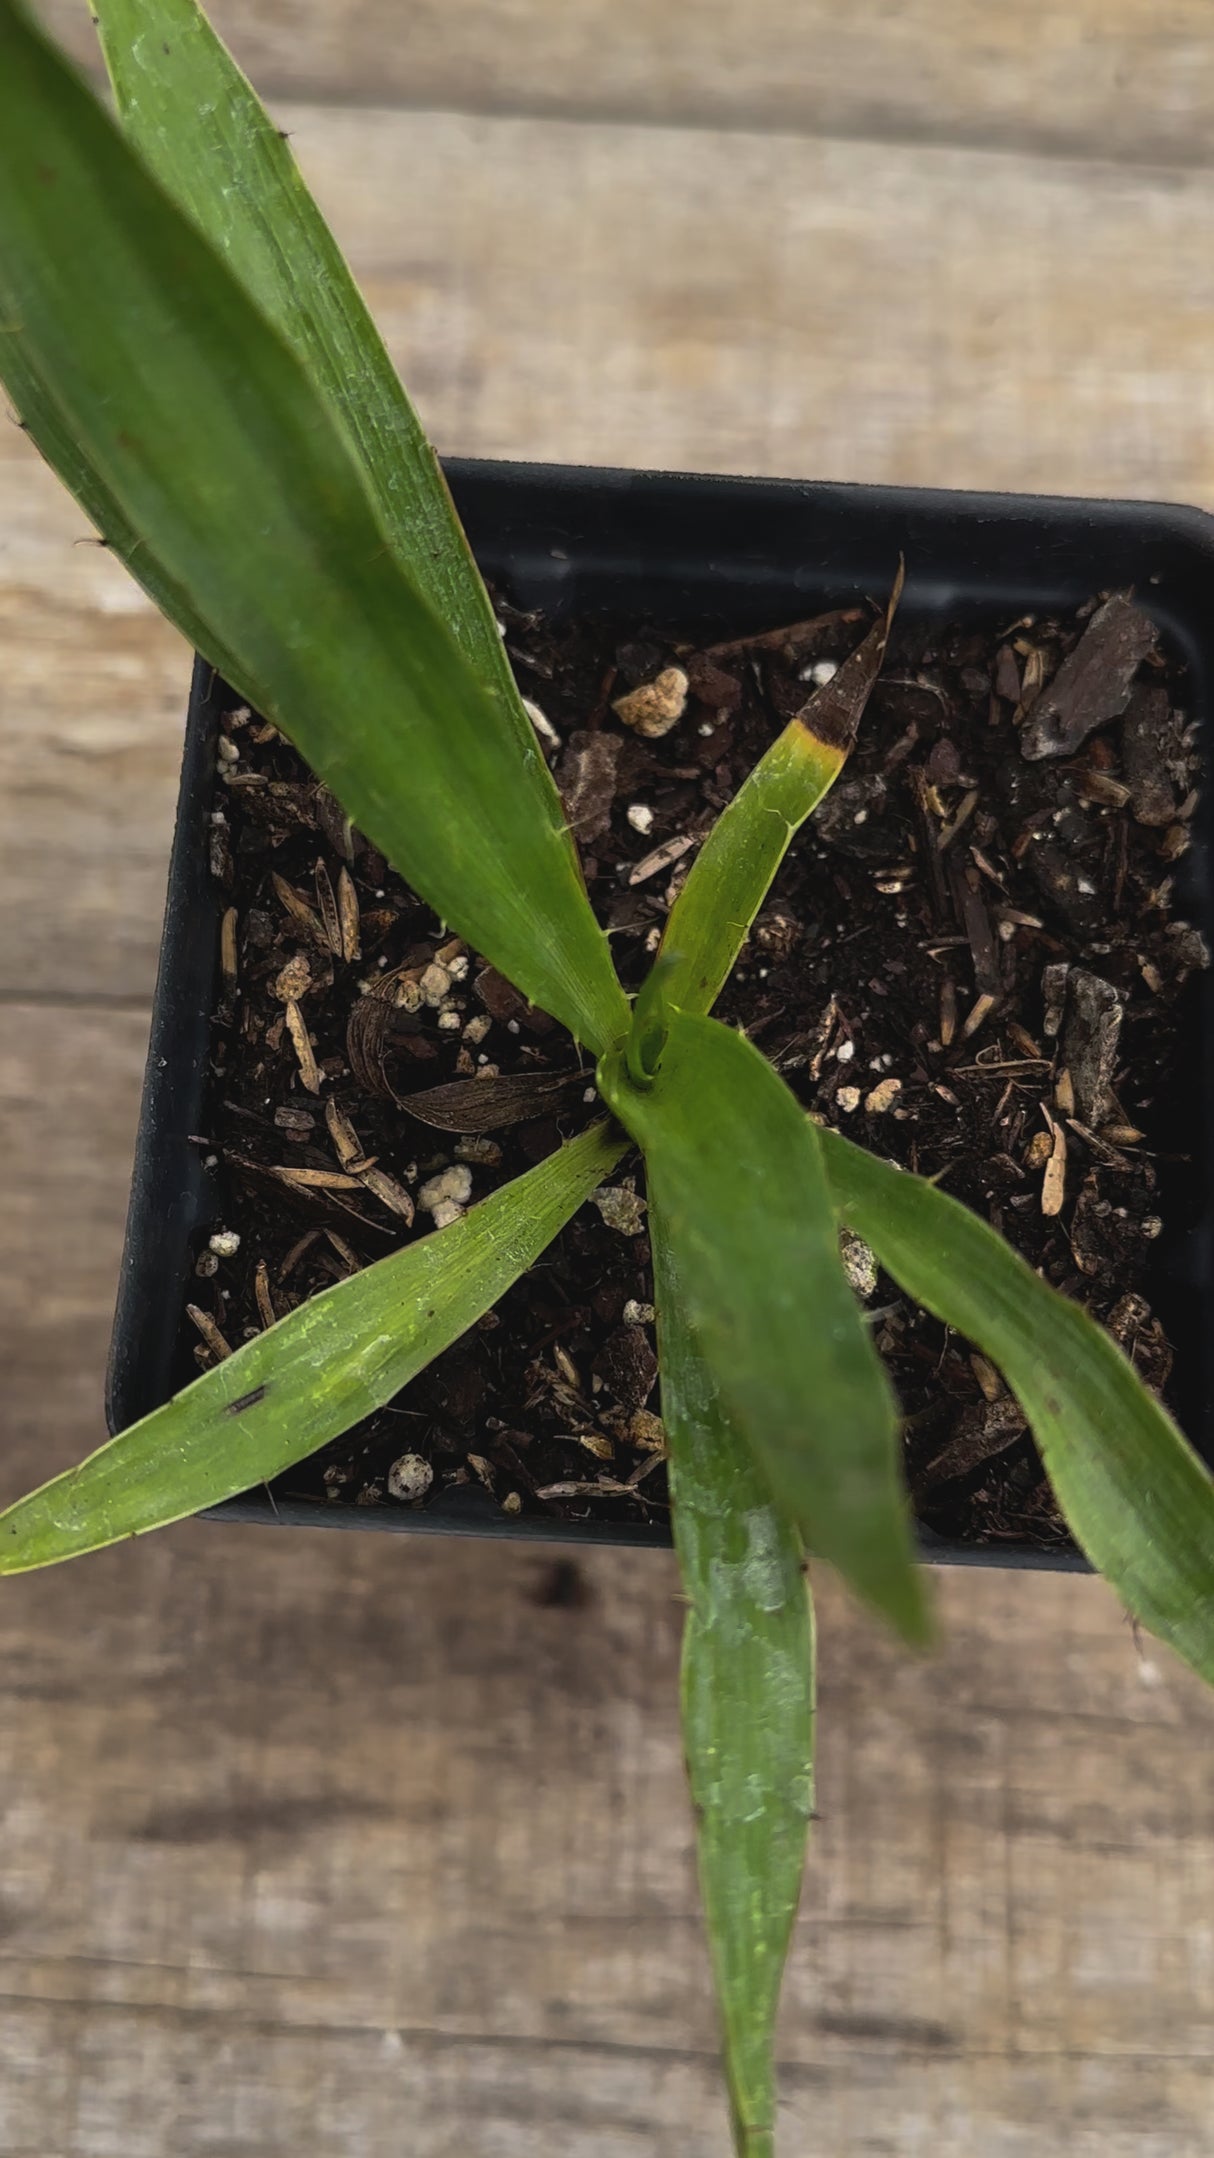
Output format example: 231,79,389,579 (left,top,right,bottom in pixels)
1,3,1212,2152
